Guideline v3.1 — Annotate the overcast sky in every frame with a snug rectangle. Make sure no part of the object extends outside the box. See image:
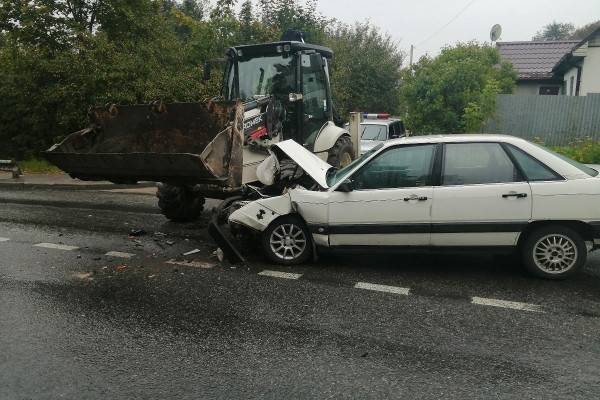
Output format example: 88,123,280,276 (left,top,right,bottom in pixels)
315,0,599,61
